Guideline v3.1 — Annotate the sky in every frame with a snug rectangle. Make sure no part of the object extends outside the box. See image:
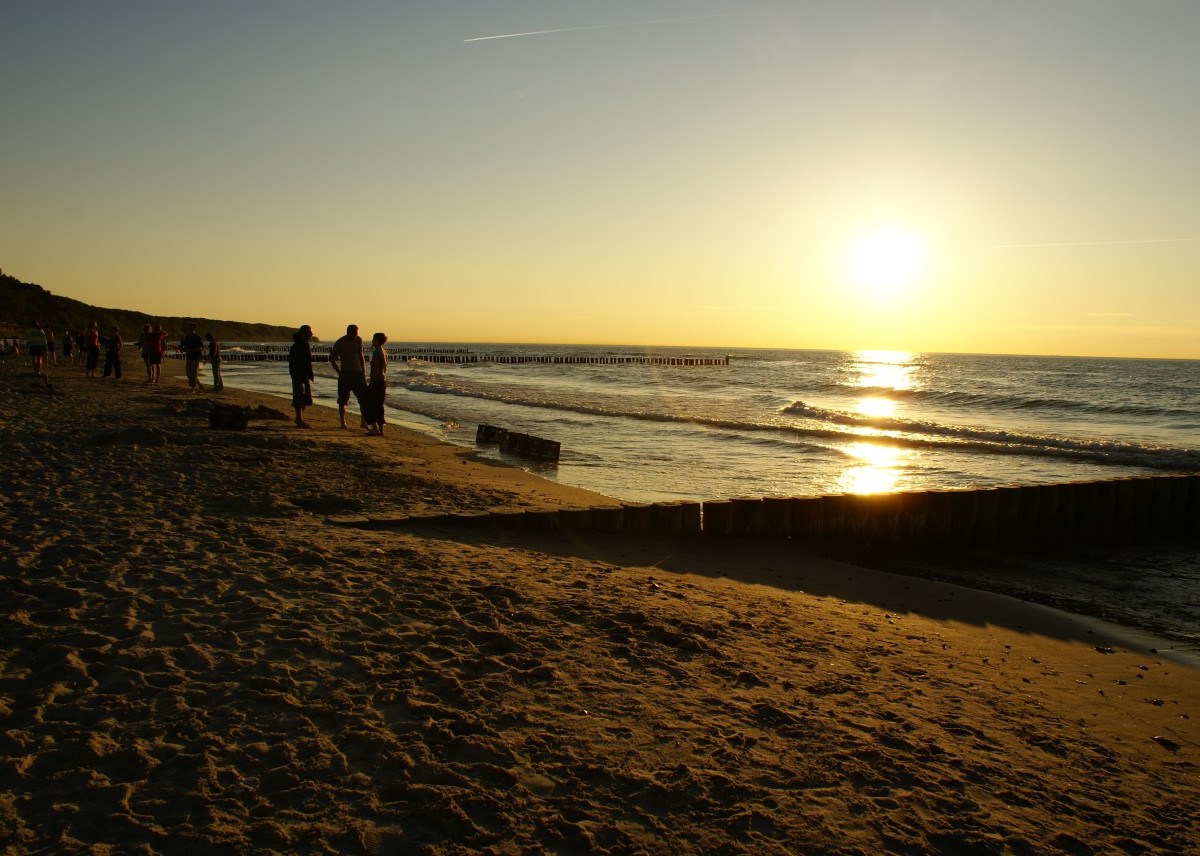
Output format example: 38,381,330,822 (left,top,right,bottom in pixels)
2,1,1198,358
